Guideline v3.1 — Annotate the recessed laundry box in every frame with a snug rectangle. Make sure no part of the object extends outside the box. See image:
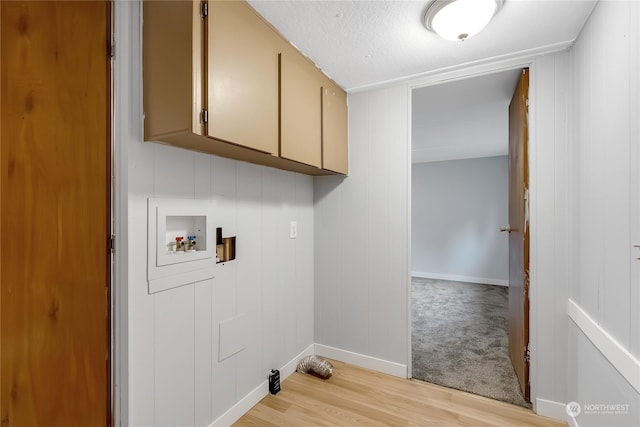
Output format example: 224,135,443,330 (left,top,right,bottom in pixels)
147,198,216,293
